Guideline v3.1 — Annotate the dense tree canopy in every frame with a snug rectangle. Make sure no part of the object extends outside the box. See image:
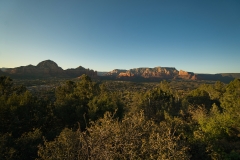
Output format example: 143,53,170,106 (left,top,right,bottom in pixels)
0,75,240,159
